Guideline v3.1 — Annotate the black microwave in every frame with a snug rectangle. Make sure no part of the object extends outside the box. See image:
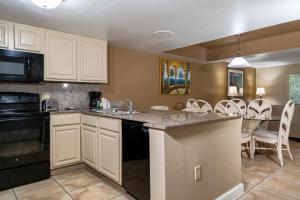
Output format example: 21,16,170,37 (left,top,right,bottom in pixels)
0,49,43,82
